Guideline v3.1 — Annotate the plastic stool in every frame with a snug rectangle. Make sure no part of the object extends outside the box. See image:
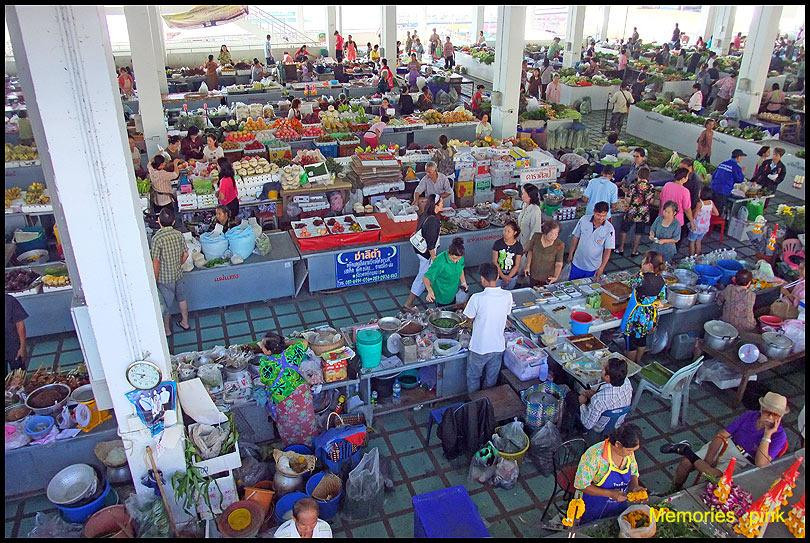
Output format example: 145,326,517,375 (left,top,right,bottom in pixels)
426,402,463,444
709,214,726,242
413,486,490,538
